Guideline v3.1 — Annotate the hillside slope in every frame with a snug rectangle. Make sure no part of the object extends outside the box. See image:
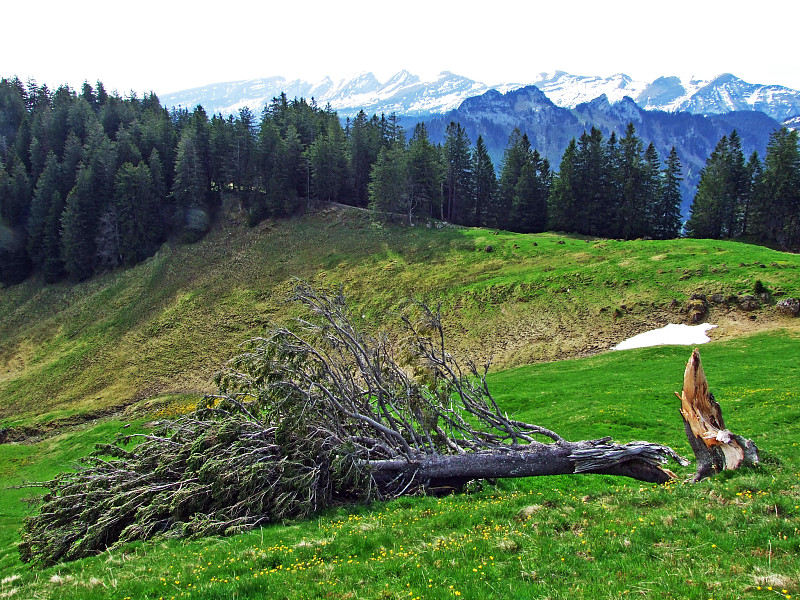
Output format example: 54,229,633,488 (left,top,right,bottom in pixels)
1,204,799,430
